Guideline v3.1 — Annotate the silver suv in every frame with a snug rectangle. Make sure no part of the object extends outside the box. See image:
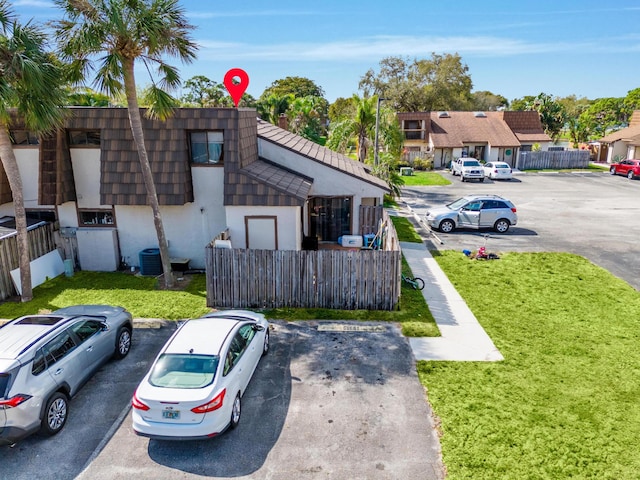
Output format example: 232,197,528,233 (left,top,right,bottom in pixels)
0,305,133,446
425,194,518,233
